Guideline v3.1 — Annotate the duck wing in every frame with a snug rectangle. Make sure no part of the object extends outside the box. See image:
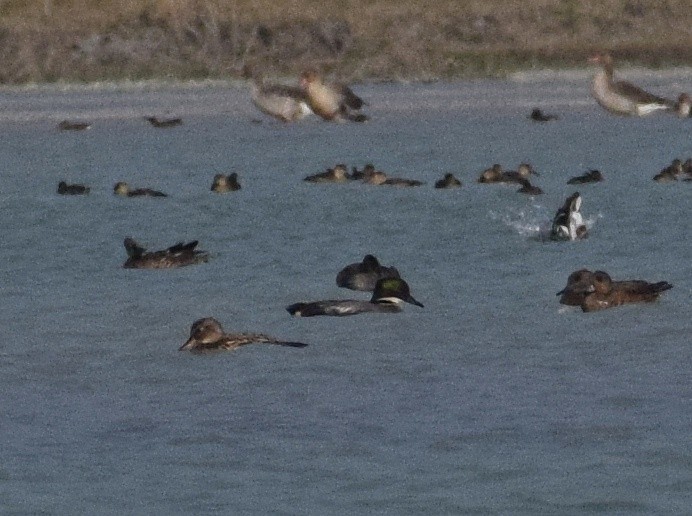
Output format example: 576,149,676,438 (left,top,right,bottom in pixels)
612,79,673,107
